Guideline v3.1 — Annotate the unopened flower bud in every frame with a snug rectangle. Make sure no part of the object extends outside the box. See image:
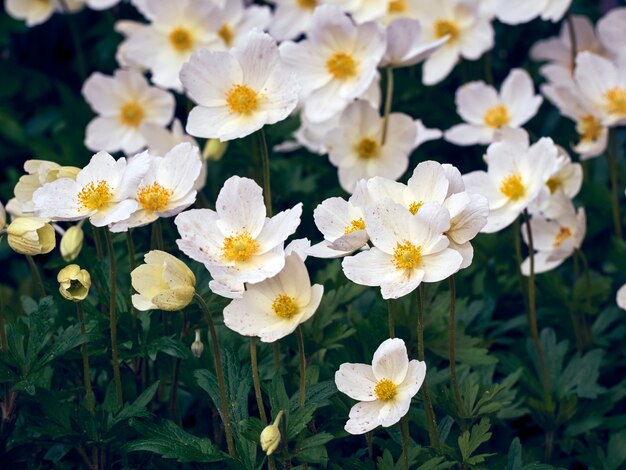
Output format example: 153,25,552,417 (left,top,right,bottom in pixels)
58,264,91,302
60,225,84,262
260,410,284,456
203,139,228,161
191,329,204,358
0,202,6,231
7,217,55,255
